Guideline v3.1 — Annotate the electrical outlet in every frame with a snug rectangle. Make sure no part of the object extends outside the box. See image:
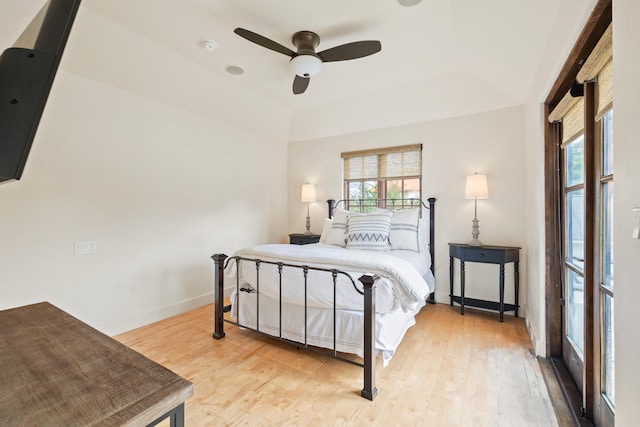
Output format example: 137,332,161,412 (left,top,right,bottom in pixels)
74,241,97,255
